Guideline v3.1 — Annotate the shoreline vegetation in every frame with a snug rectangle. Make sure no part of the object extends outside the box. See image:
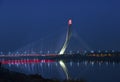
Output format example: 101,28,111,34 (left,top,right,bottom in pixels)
0,63,86,82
